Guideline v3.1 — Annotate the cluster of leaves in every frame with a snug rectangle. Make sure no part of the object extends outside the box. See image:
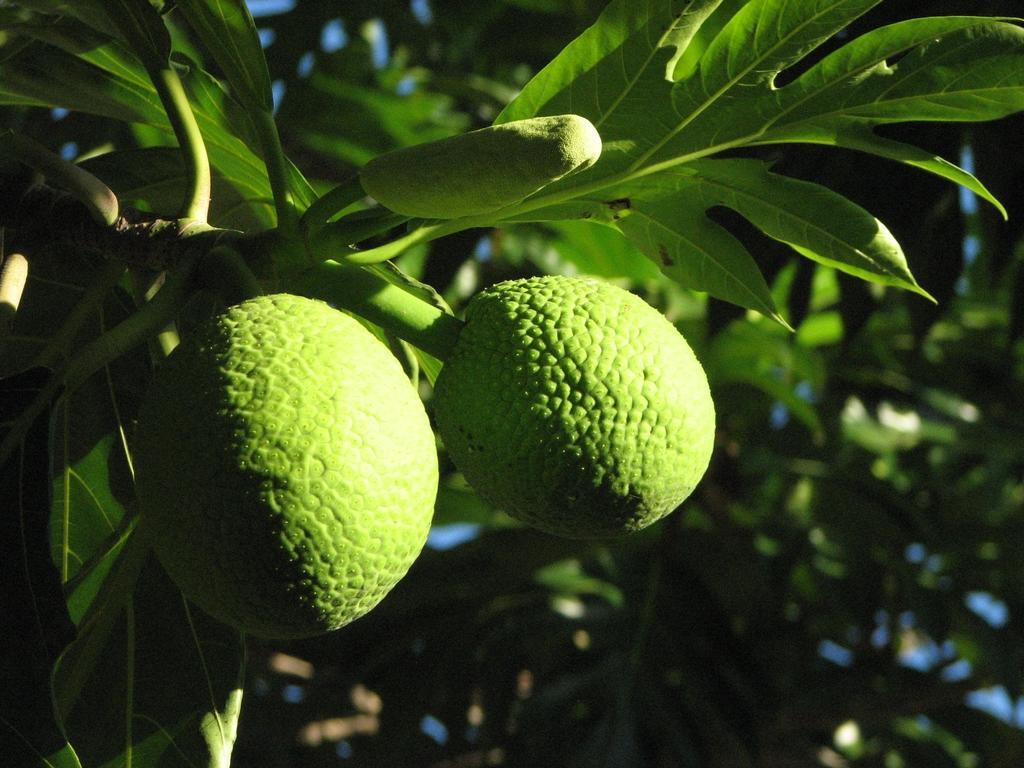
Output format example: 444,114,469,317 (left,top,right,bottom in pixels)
1,0,1023,766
